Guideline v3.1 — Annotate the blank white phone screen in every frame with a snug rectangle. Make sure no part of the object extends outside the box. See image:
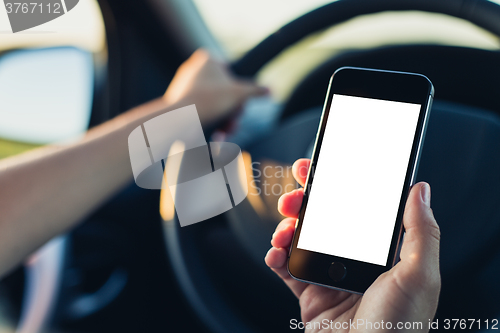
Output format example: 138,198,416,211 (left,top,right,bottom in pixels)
297,94,421,266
